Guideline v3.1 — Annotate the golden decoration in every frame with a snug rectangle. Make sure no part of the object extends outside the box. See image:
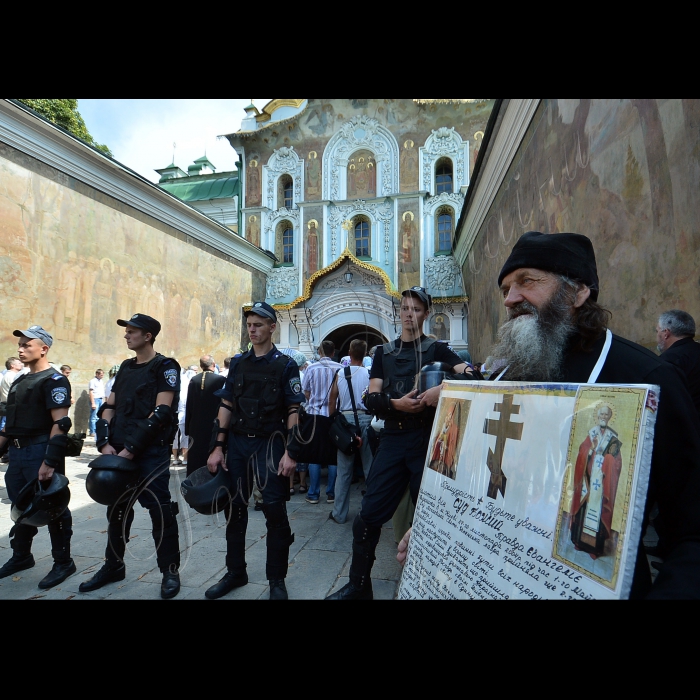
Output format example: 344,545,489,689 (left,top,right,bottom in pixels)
249,215,257,222
474,131,484,140
308,151,317,159
243,249,402,313
307,219,318,229
255,99,306,123
404,139,414,149
402,211,414,221
249,159,258,168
